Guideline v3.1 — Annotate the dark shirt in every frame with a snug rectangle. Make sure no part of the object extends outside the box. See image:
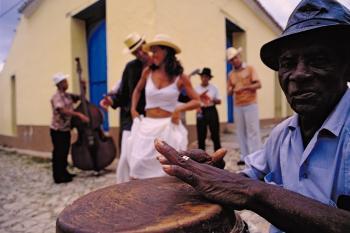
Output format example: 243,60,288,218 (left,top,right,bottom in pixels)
111,59,146,131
